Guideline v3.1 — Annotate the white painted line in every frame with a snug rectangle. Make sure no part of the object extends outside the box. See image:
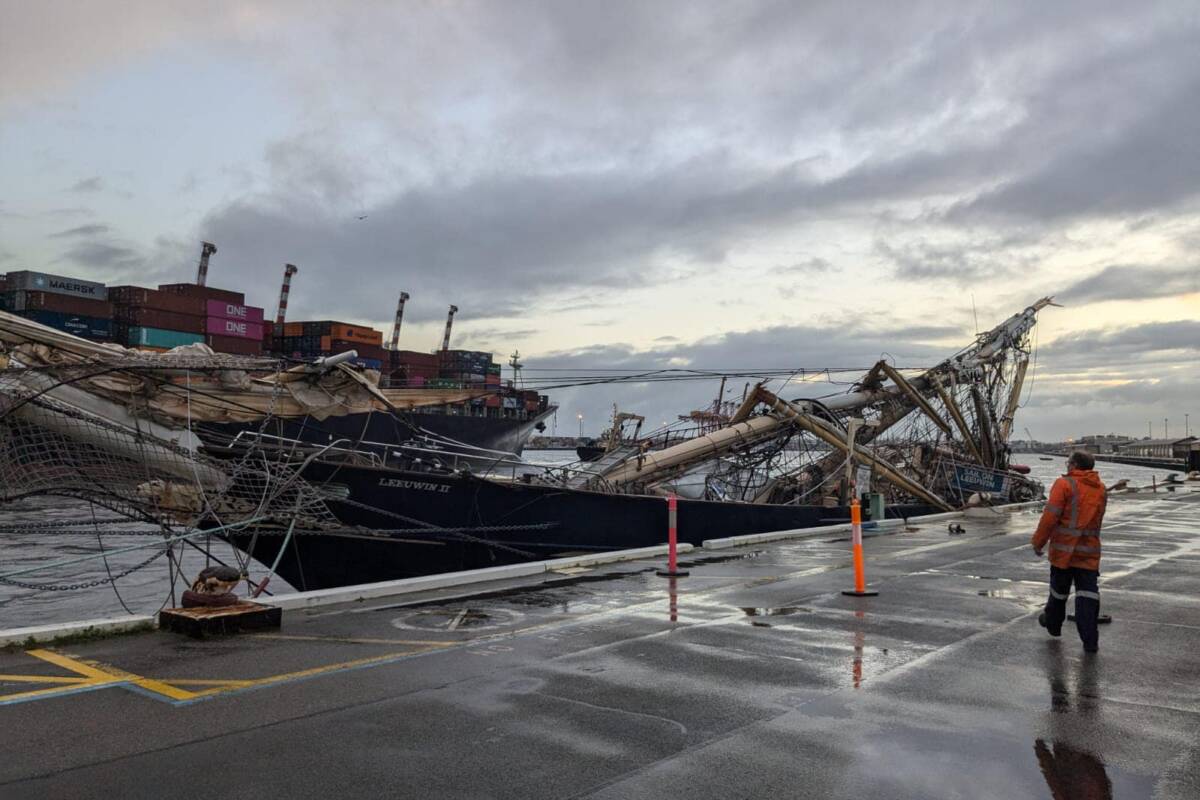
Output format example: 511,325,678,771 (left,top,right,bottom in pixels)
0,616,155,648
264,544,694,611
